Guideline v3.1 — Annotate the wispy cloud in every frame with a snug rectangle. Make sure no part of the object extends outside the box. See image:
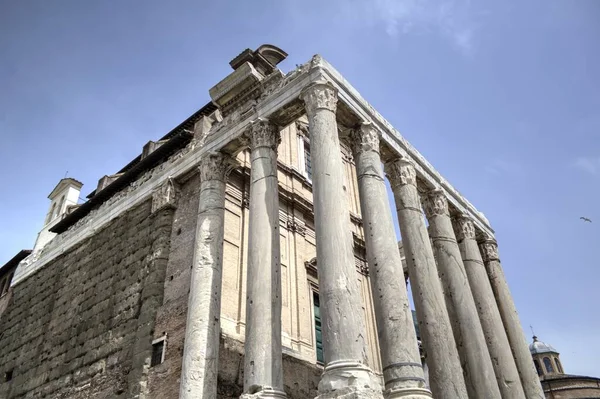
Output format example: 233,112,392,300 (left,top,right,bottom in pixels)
573,156,600,175
351,0,482,54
